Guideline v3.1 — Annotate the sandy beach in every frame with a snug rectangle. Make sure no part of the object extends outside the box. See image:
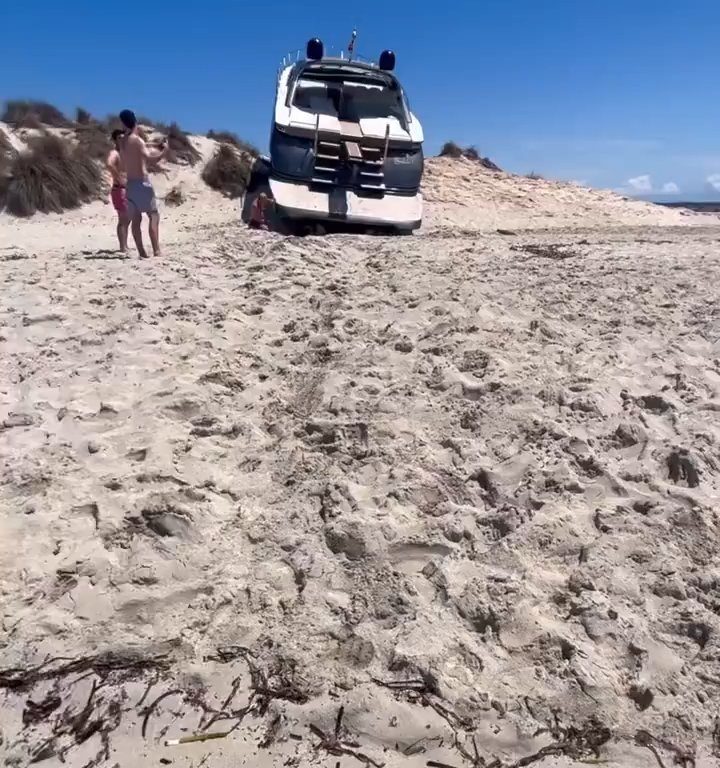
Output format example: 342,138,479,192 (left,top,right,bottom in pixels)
2,135,720,767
